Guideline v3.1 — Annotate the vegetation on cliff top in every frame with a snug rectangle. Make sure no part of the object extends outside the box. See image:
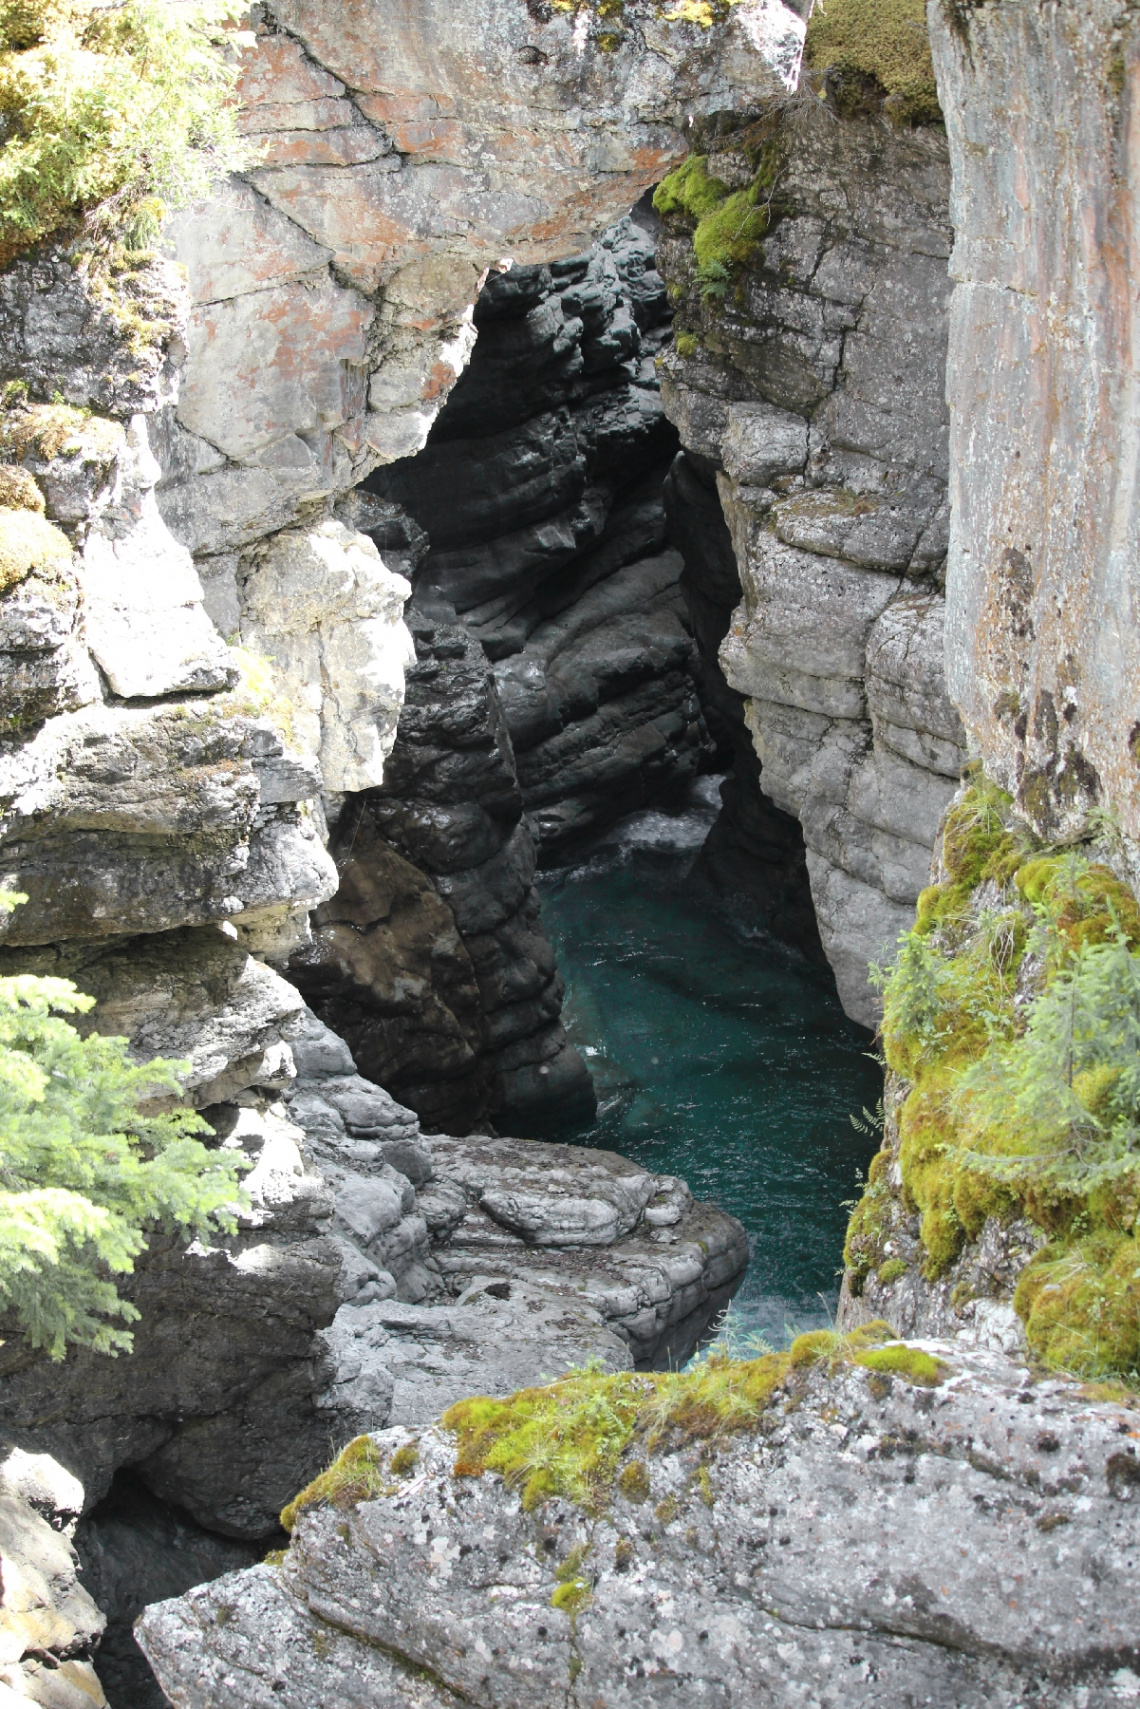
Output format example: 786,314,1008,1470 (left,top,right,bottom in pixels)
846,769,1140,1379
0,0,250,265
0,896,249,1359
803,0,940,124
281,1323,950,1532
